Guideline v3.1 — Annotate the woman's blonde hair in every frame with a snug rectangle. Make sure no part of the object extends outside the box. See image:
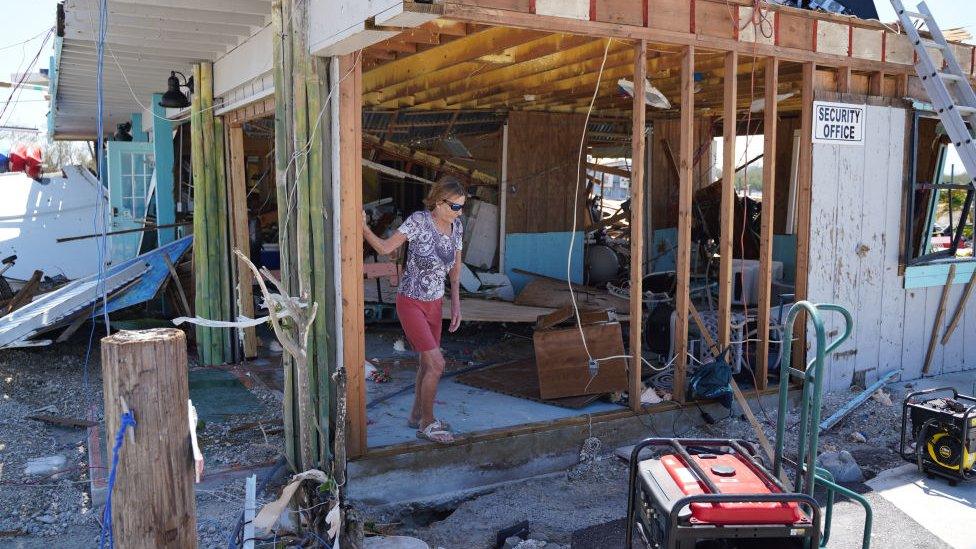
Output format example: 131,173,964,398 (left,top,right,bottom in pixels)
423,176,468,211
